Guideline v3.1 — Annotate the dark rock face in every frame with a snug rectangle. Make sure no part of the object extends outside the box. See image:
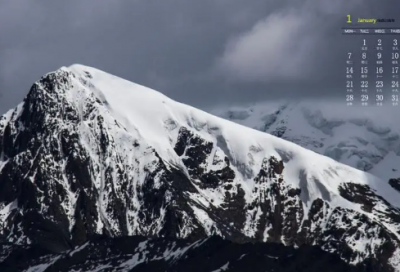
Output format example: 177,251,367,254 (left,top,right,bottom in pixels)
1,68,400,271
0,236,370,272
339,183,377,212
389,178,400,193
174,127,214,180
271,126,287,137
